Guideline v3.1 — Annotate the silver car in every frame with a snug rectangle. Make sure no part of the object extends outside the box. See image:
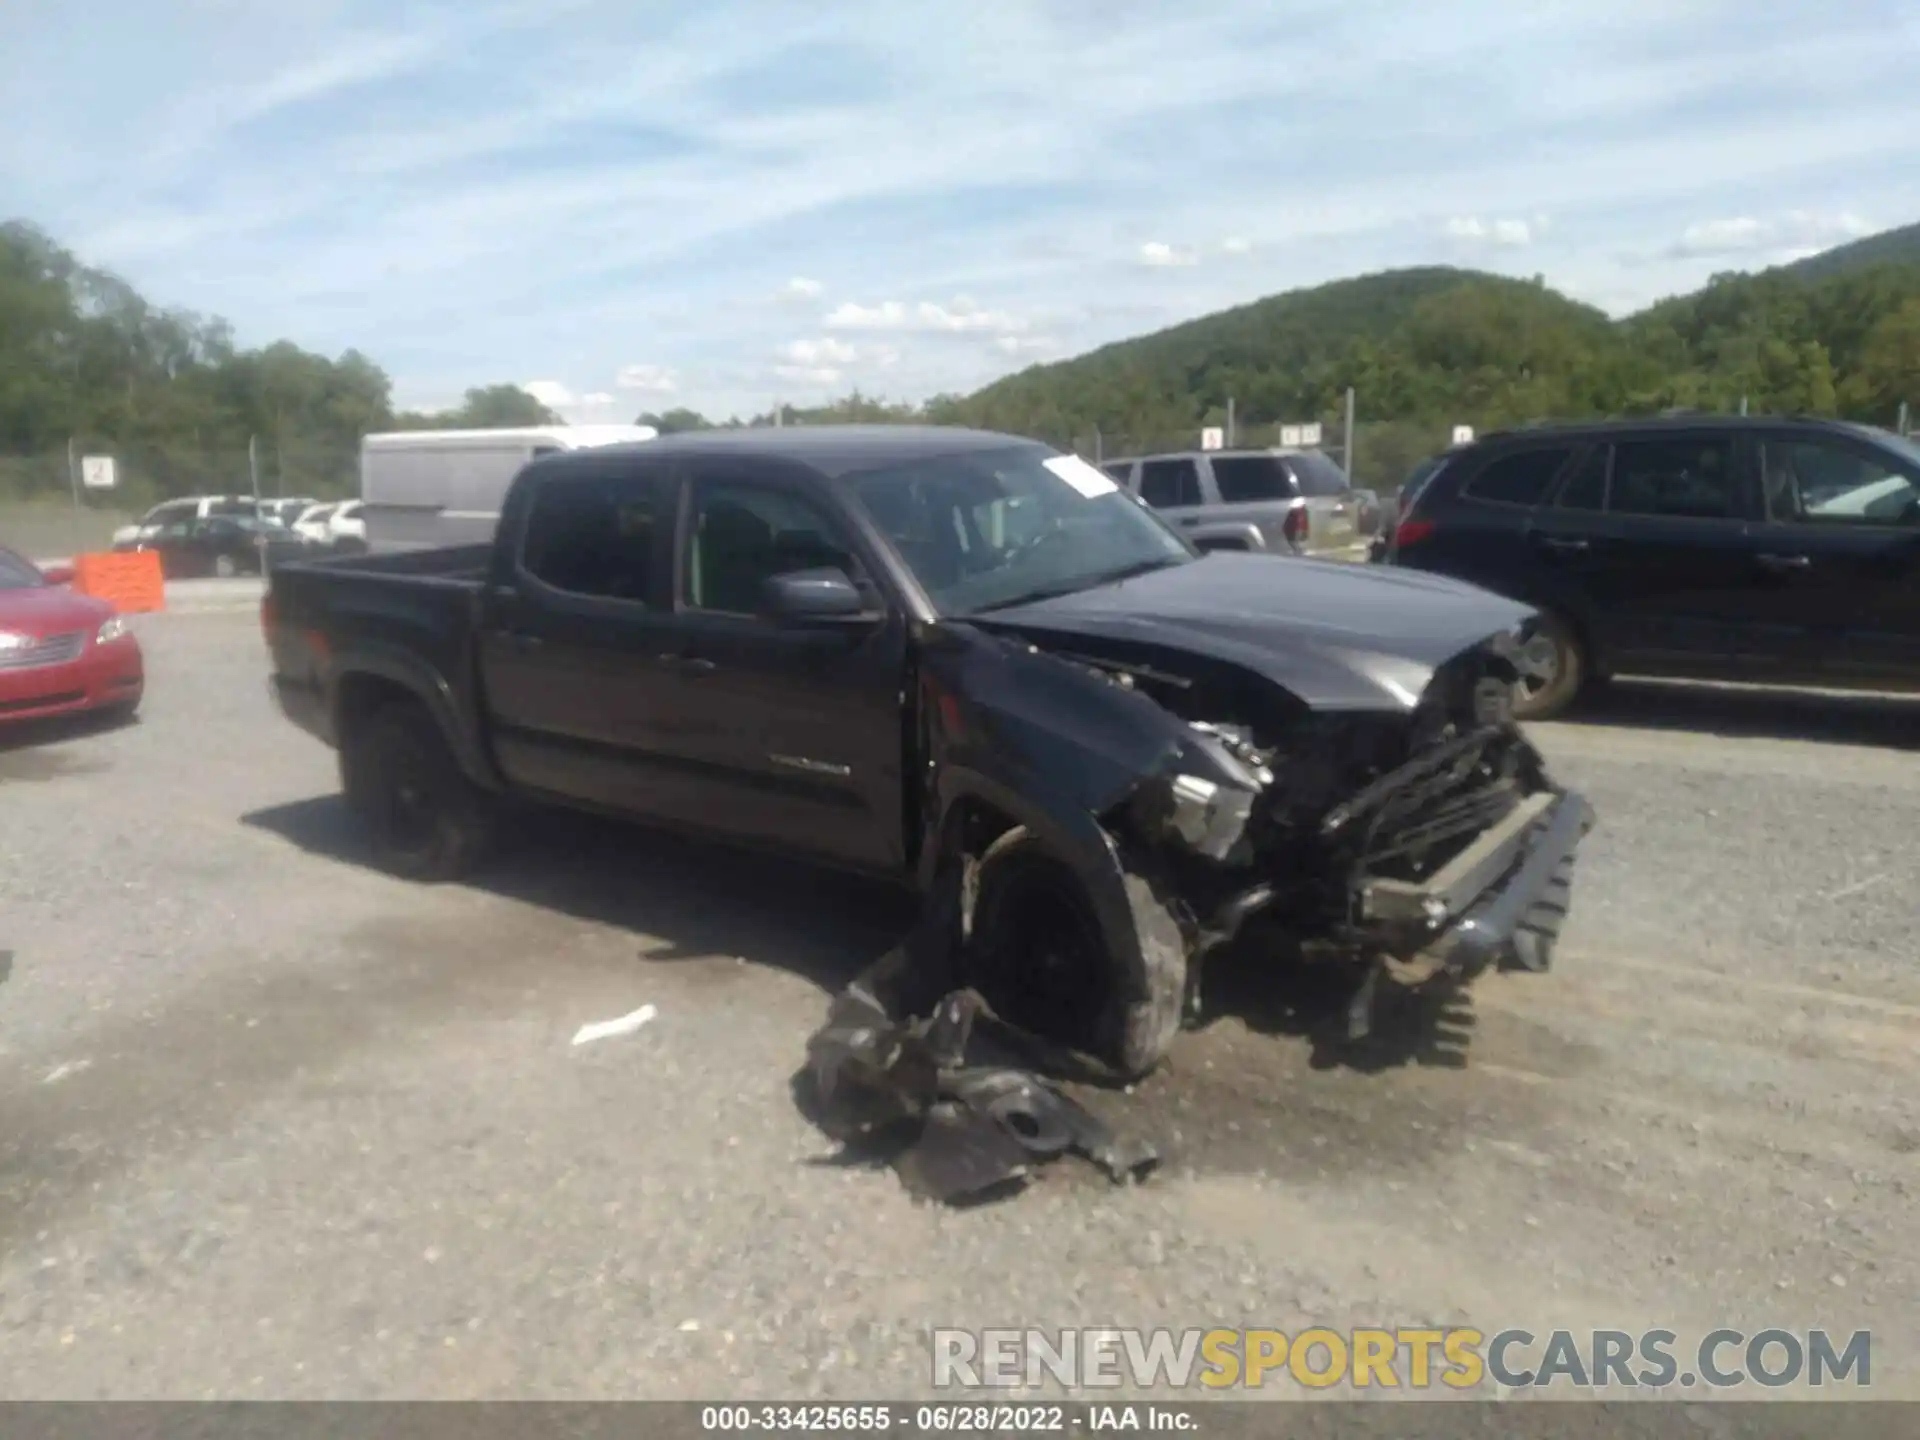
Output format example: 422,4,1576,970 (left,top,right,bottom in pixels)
1100,448,1378,557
